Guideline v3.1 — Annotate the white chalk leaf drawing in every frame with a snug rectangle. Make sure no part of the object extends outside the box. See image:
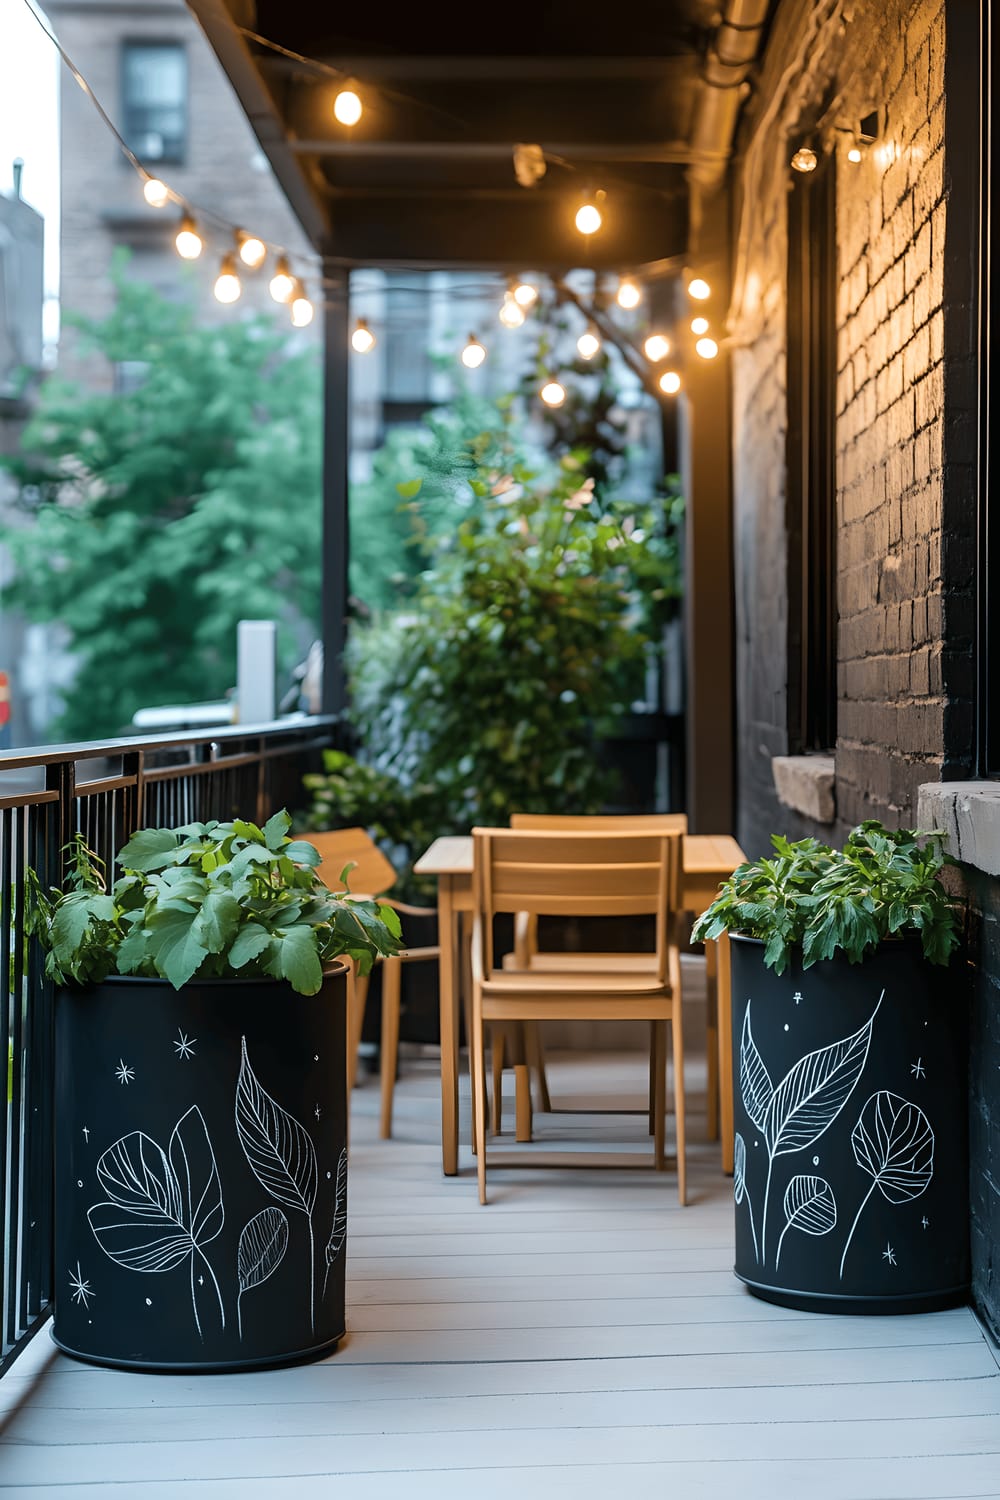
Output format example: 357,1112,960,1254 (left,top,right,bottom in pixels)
733,1131,759,1263
776,1174,837,1269
237,1206,289,1338
322,1145,348,1299
764,994,882,1158
236,1038,318,1330
739,1007,773,1130
87,1106,225,1337
840,1090,934,1278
